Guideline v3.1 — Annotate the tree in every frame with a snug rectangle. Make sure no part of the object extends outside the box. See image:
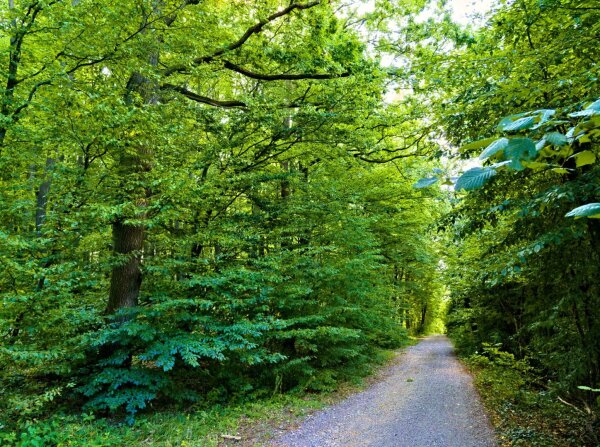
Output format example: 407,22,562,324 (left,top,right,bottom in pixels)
0,0,444,424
